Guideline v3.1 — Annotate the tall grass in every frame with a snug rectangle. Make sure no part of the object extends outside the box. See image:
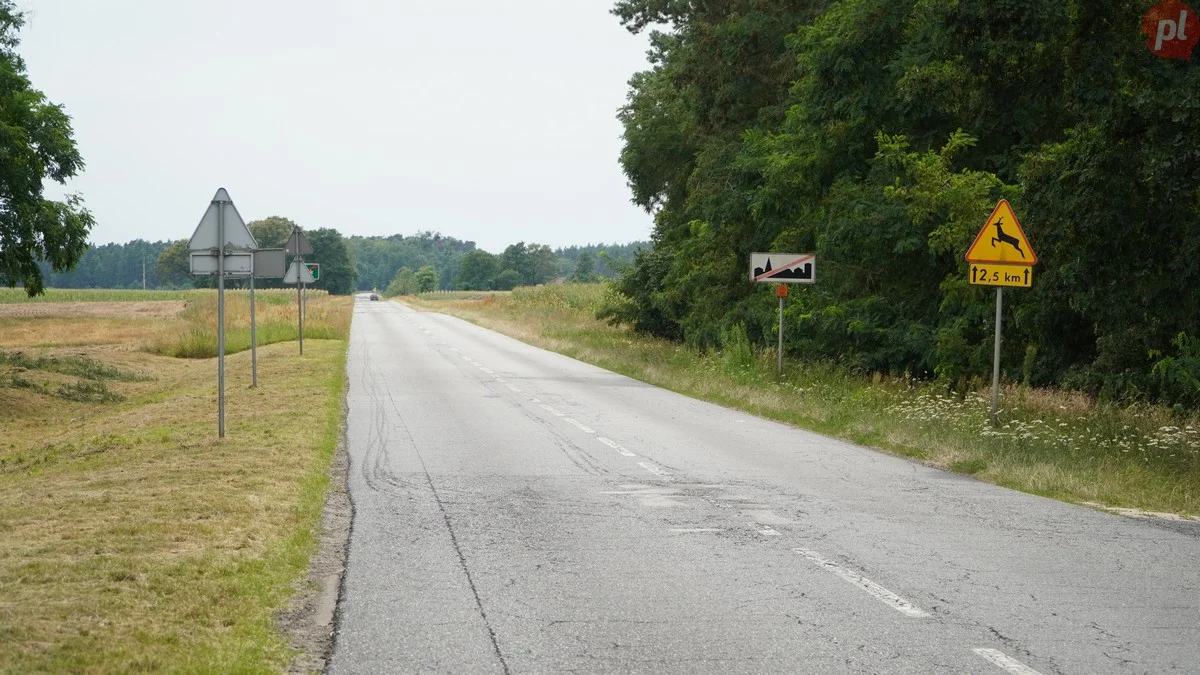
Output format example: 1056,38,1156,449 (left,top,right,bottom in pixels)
146,289,351,358
411,283,1200,515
